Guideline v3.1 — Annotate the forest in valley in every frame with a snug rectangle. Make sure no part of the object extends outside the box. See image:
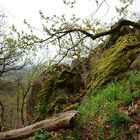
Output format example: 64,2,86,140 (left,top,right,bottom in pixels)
0,0,140,139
